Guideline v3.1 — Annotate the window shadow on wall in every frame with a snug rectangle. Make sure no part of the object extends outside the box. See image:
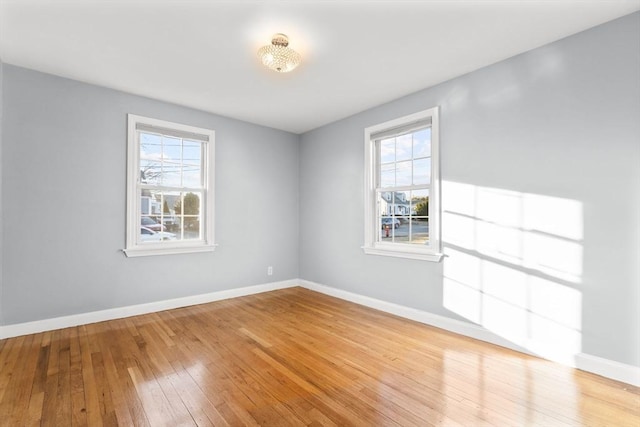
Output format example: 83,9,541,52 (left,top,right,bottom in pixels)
441,181,583,365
